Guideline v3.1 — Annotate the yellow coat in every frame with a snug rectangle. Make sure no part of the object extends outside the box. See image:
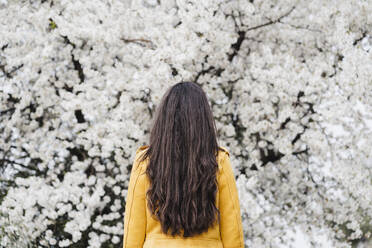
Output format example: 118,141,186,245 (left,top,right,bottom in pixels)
123,145,245,248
